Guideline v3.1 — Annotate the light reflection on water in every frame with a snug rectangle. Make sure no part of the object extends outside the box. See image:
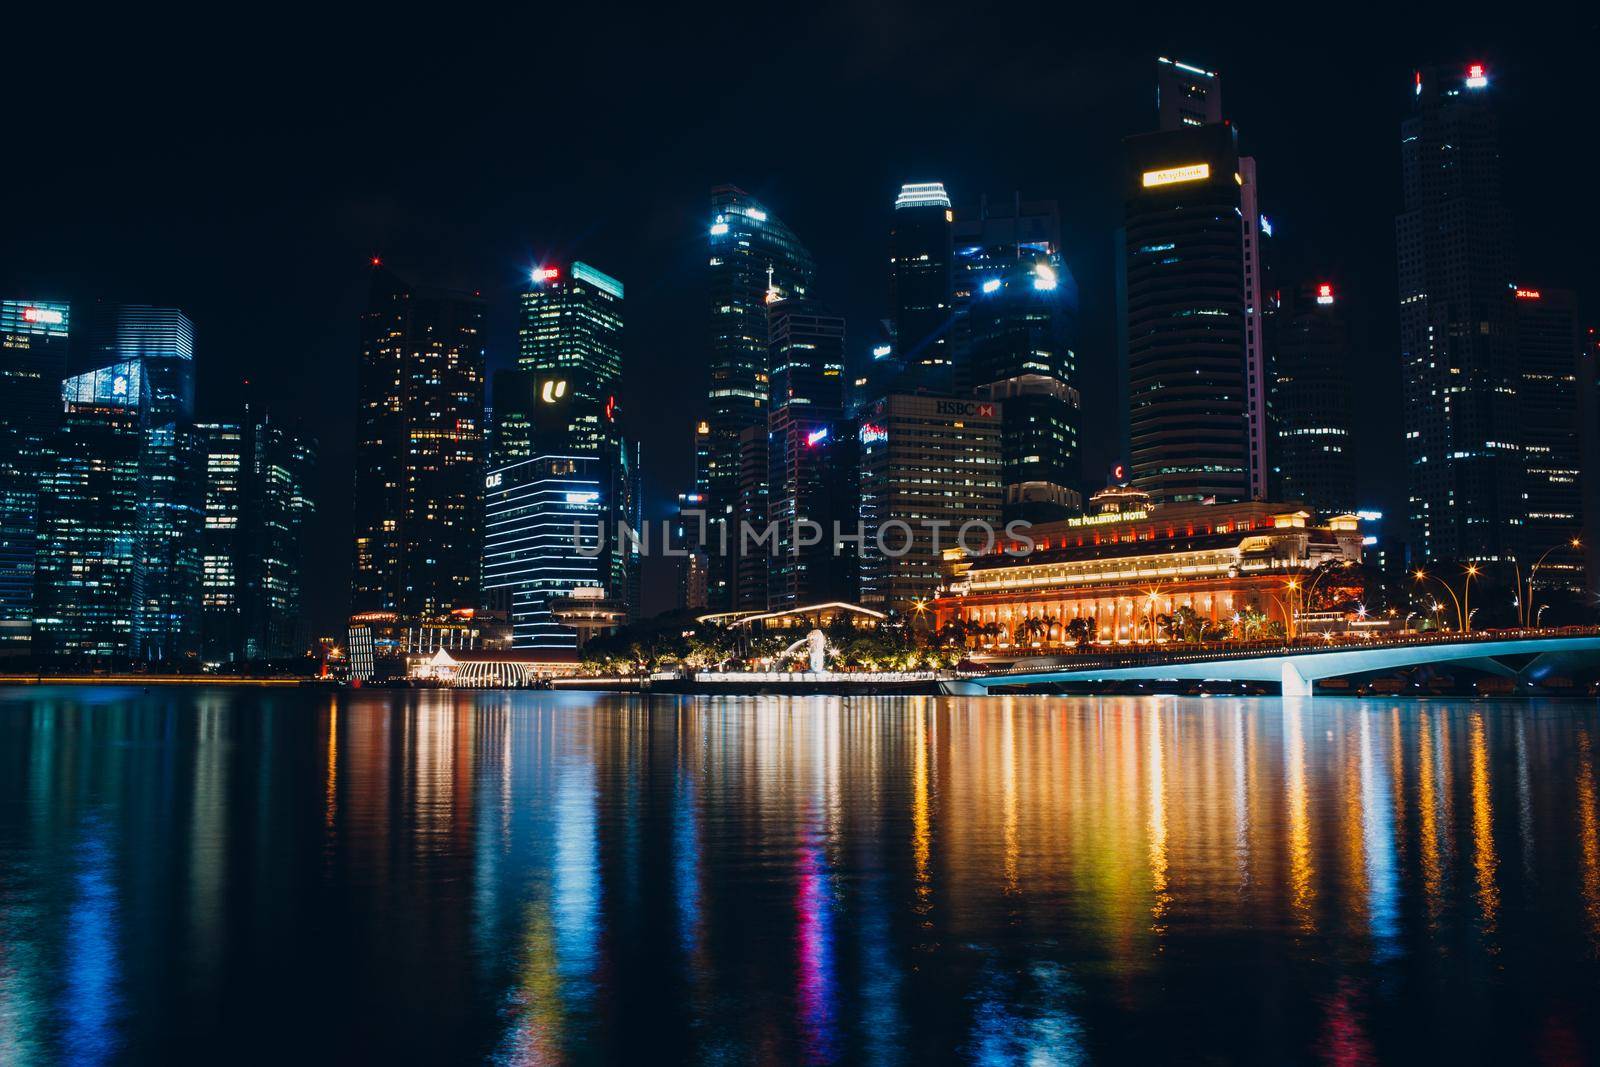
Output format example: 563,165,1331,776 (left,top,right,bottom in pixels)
2,689,1600,1062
